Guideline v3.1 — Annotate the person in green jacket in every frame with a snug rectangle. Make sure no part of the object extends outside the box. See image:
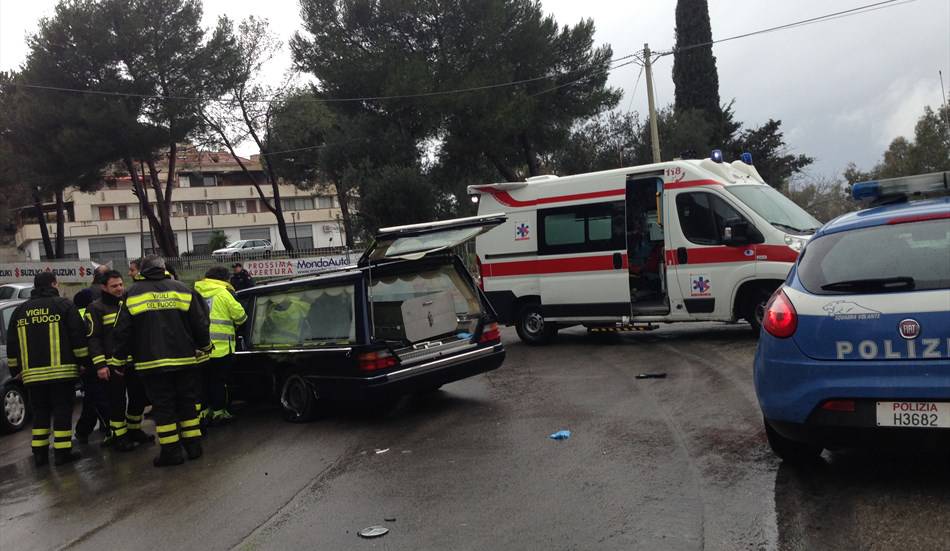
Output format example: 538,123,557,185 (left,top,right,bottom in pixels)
194,266,247,425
